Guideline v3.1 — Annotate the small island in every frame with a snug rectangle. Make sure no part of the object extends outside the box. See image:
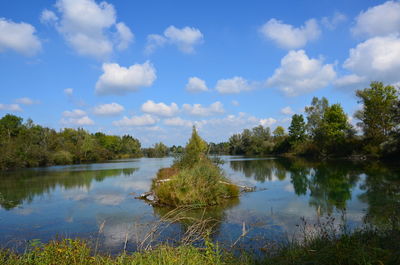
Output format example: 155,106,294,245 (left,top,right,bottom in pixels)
140,127,240,207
